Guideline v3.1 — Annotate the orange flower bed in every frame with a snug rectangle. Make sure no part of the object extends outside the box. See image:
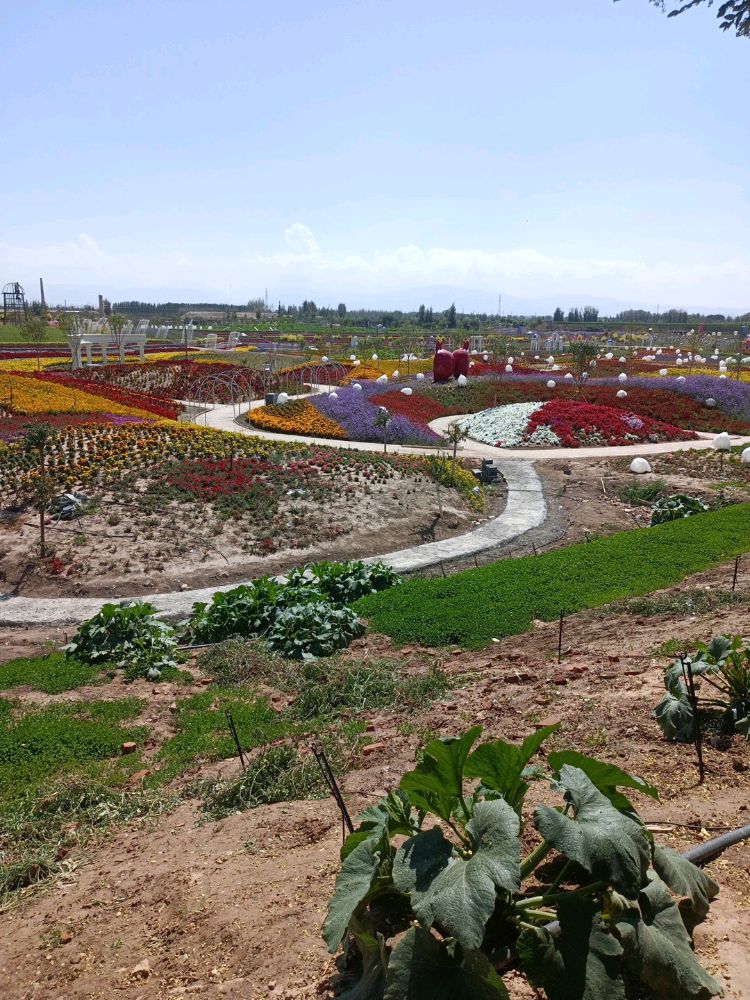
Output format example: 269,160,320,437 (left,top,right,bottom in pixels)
248,399,348,439
340,365,383,384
